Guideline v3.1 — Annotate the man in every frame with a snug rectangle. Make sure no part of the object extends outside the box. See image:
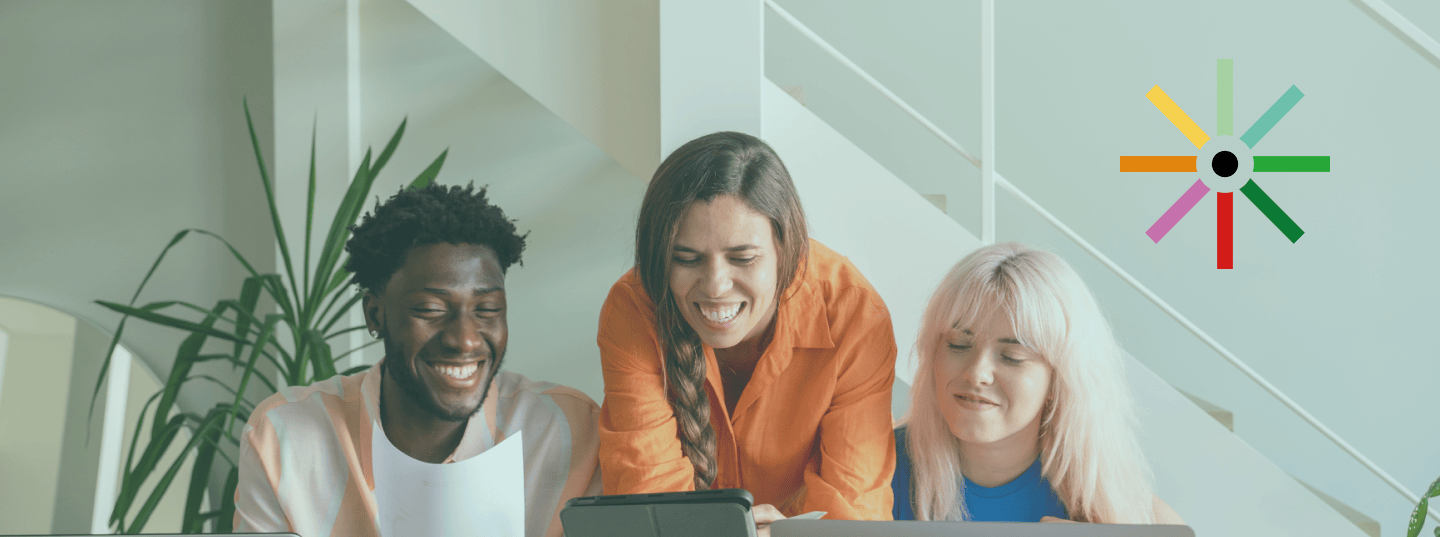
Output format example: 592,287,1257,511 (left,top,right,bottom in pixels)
235,183,600,537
